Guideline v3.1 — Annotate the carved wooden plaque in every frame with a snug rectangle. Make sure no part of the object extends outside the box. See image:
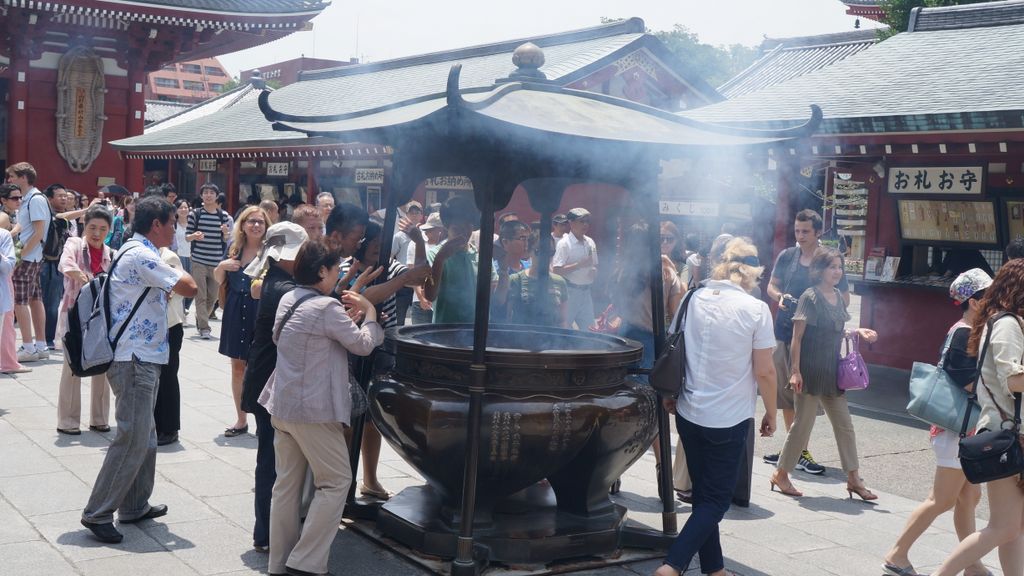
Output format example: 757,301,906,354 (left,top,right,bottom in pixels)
56,47,107,173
